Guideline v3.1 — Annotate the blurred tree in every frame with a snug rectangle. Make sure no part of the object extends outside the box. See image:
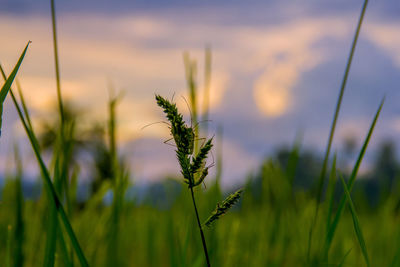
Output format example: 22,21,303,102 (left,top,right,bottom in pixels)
372,140,399,188
275,147,321,190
